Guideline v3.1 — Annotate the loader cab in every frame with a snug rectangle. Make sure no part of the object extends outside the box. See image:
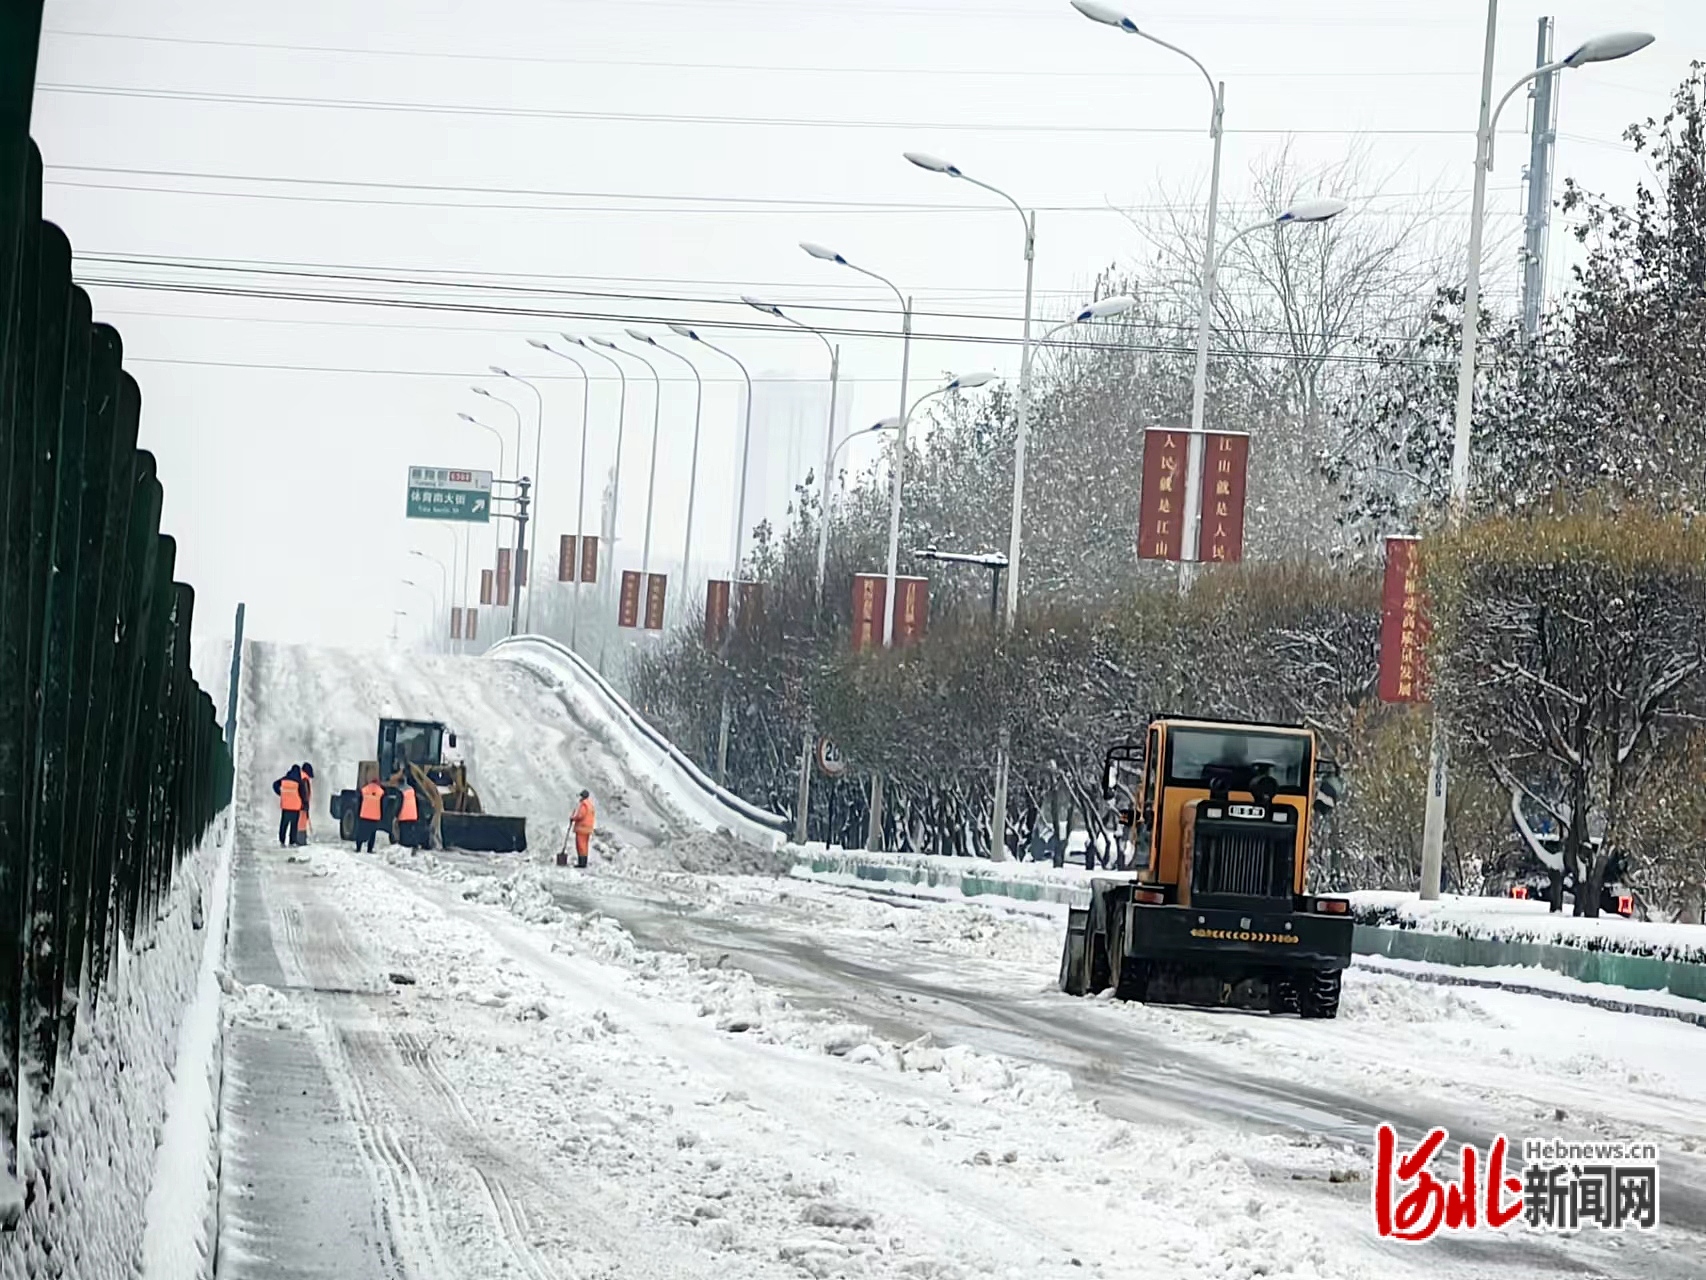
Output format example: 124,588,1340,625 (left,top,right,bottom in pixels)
1108,718,1335,906
377,718,447,781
